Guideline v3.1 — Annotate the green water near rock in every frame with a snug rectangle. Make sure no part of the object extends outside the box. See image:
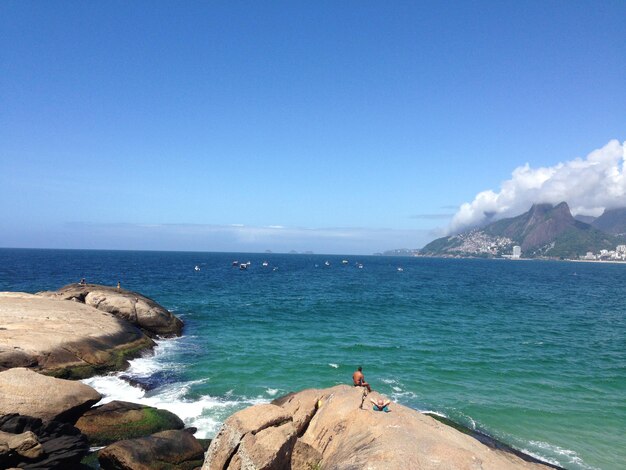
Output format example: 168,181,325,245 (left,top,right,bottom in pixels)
1,248,624,469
